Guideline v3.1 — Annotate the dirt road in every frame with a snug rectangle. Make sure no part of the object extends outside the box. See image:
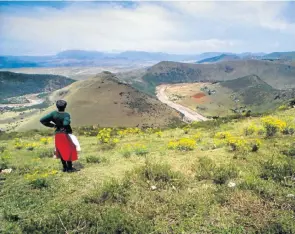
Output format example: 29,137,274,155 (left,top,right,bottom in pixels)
0,94,44,108
156,85,208,122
